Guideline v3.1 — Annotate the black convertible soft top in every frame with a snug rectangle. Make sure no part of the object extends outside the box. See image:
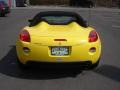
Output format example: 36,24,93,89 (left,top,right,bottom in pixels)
29,11,87,27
